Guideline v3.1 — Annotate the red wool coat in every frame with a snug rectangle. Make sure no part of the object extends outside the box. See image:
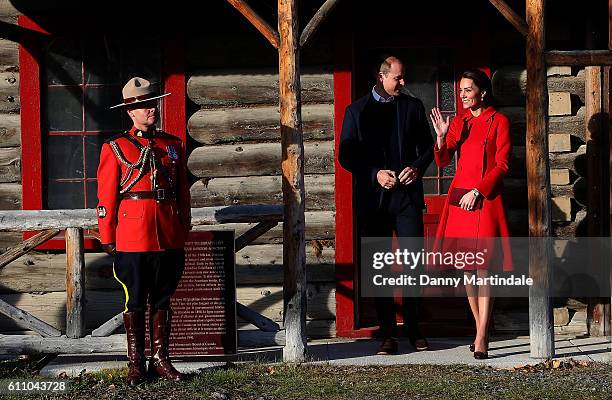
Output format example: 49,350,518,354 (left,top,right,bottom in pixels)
97,126,191,252
433,106,513,271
